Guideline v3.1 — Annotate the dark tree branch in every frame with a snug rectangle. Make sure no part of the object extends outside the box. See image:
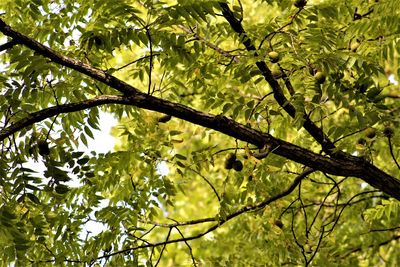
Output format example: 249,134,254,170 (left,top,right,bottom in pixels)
0,19,137,96
174,227,198,267
0,39,18,52
139,217,215,228
219,2,338,156
388,137,400,170
1,18,400,200
0,95,123,141
115,53,160,71
340,235,400,259
308,176,343,235
93,168,314,262
323,190,380,237
307,226,325,266
368,226,400,233
154,227,172,267
188,167,221,202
